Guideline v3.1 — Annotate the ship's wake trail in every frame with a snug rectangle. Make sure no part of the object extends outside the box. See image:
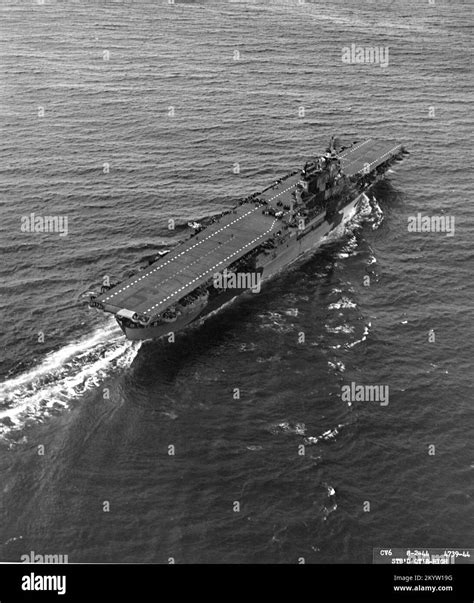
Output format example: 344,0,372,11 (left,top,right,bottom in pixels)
323,193,380,359
350,192,384,231
0,320,141,441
